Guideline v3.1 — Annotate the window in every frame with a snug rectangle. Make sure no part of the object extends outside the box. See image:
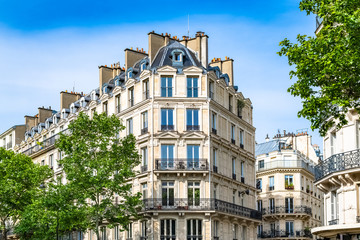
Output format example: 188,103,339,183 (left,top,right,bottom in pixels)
187,145,200,169
331,191,338,221
174,52,181,61
141,147,148,172
256,178,262,190
285,175,294,190
285,221,294,237
213,220,219,237
91,108,96,118
103,101,108,116
209,81,214,99
258,160,264,170
127,70,132,79
160,145,174,170
141,111,148,134
269,176,274,191
213,148,217,173
241,161,245,183
115,94,121,113
330,132,336,155
127,118,133,135
101,226,106,240
232,158,236,180
141,62,147,71
233,224,238,240
232,190,236,204
239,130,244,148
242,225,247,240
257,200,262,211
114,225,119,240
285,197,293,213
161,109,174,131
211,112,217,134
77,231,83,240
188,181,200,206
49,154,53,168
143,80,149,99
269,198,275,213
229,94,233,112
128,87,134,107
186,109,199,131
187,77,198,97
213,184,217,199
162,181,175,207
161,77,172,97
142,183,147,199
127,223,132,239
141,221,147,238
187,219,202,240
41,159,45,166
357,121,360,148
160,219,176,240
257,225,263,238
237,100,243,118
231,124,235,144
